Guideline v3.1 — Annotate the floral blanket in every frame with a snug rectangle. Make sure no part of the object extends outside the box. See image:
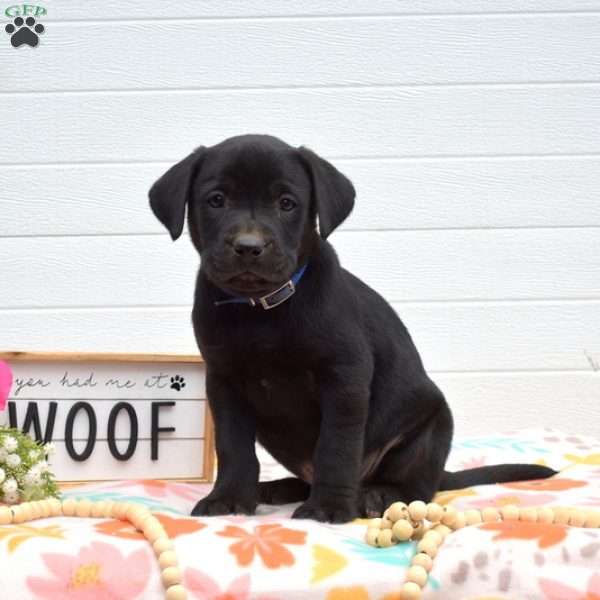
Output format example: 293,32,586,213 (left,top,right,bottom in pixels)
0,428,599,600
